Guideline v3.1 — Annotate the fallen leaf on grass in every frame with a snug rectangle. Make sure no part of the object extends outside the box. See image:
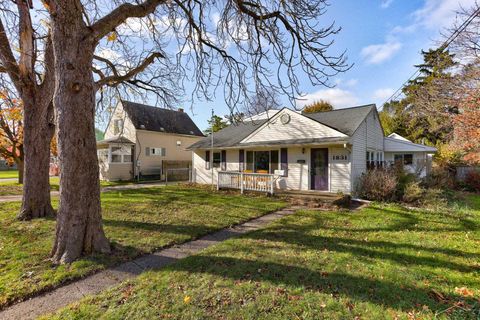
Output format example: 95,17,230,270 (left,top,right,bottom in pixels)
455,287,475,297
